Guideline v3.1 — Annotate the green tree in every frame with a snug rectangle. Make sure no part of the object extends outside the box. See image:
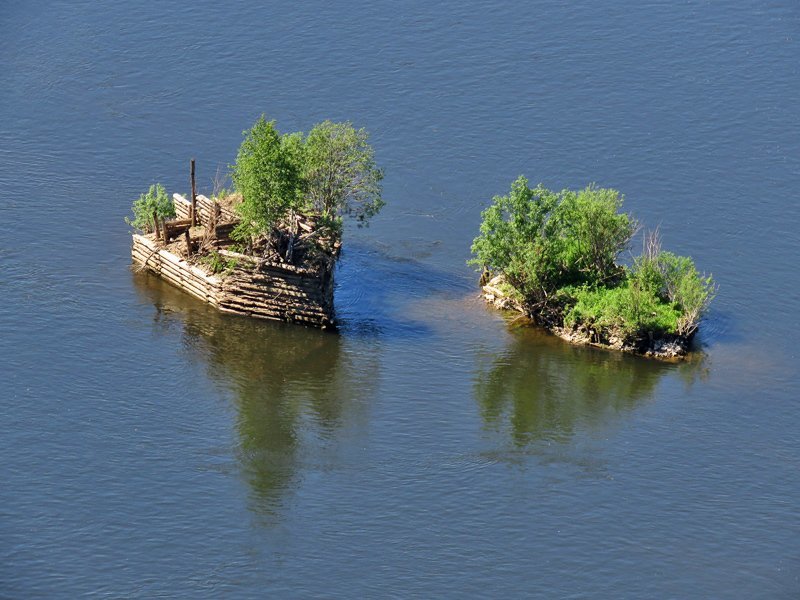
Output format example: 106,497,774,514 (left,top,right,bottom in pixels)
469,177,635,305
302,120,384,226
231,116,304,243
549,185,636,284
469,176,560,304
